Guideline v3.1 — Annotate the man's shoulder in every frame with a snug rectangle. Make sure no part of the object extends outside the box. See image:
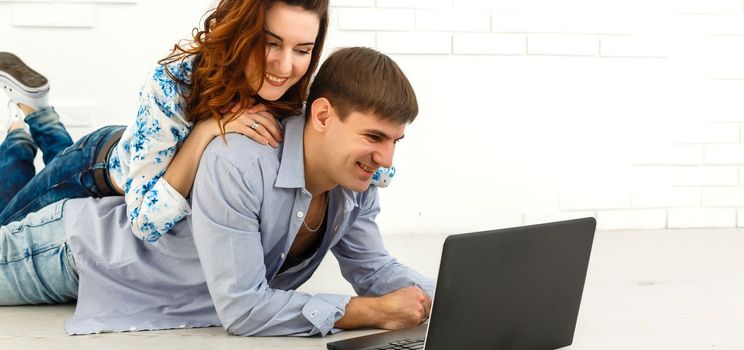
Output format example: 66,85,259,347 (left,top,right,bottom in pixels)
339,185,379,211
203,134,280,172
